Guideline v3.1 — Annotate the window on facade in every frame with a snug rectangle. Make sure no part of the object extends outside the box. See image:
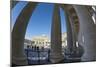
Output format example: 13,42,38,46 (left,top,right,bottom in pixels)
32,41,35,44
